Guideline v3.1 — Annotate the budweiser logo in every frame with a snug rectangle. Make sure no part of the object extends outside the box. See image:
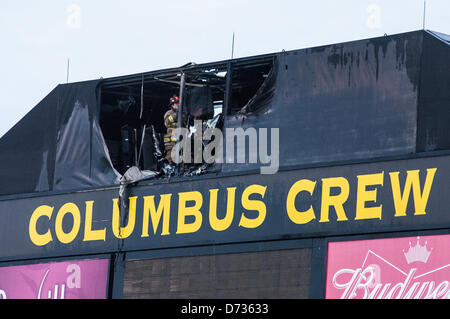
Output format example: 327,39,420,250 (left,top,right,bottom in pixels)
327,236,450,299
403,237,433,264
